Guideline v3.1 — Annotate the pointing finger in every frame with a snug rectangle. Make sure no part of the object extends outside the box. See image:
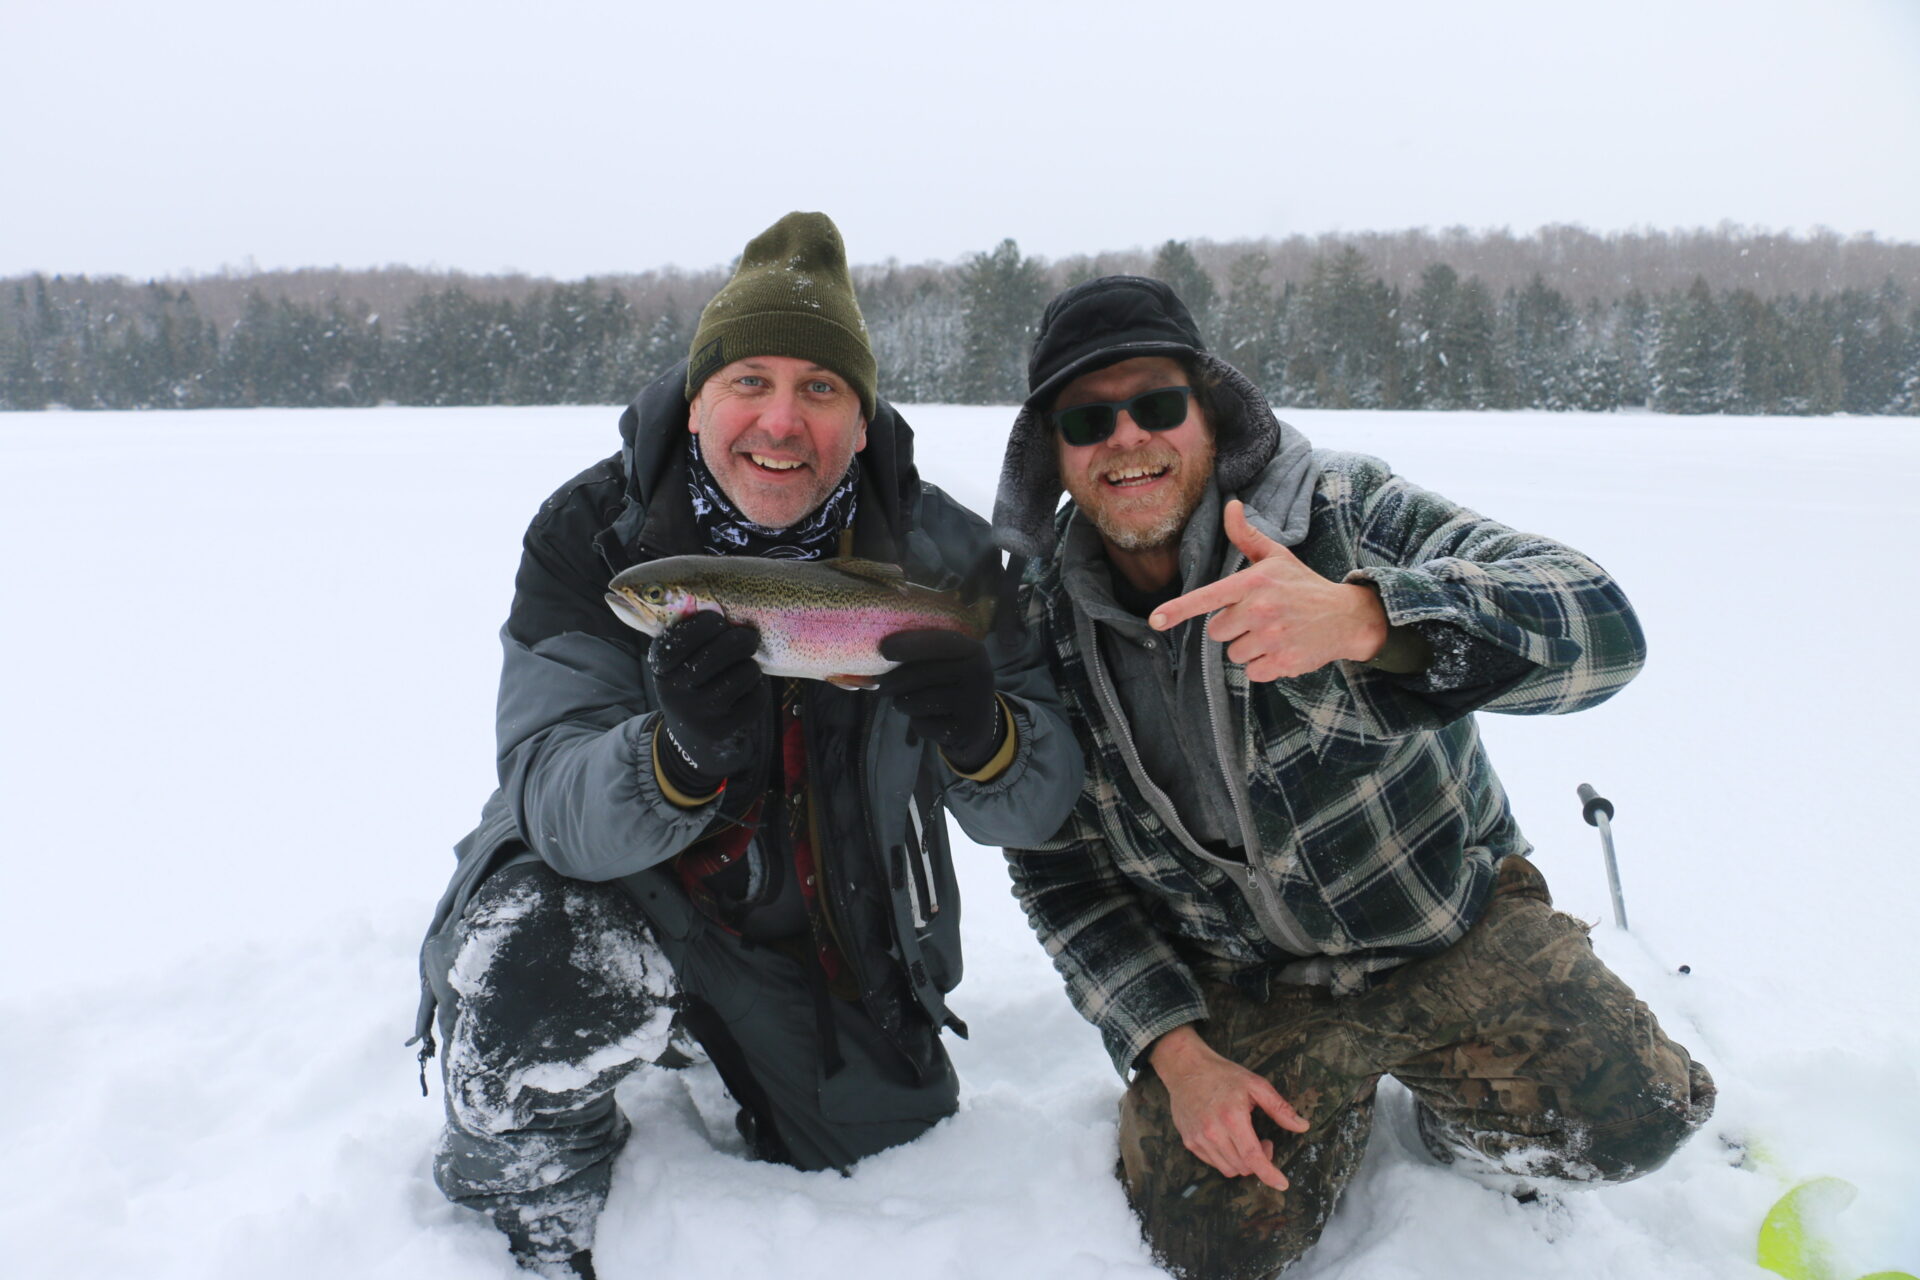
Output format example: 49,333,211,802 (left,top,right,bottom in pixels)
1227,1111,1290,1190
1150,574,1247,631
